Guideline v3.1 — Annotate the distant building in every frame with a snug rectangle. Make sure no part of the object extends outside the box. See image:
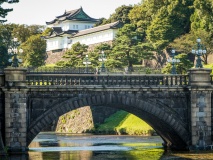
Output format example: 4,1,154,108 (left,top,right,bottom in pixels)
44,7,122,64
